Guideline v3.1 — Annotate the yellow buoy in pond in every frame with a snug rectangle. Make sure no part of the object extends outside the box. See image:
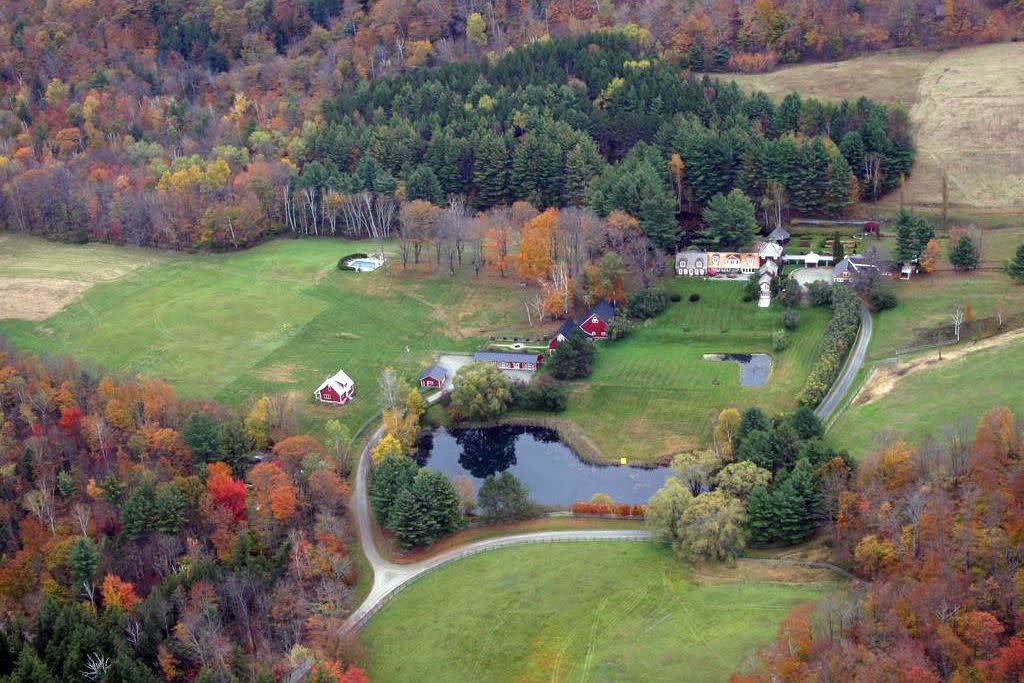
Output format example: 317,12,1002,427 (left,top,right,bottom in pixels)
620,456,627,465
